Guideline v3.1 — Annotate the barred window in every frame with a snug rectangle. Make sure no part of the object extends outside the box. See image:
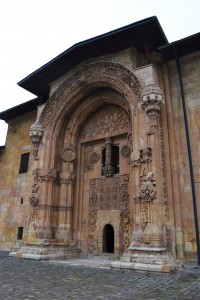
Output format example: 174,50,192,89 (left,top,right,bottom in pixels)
101,145,119,175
